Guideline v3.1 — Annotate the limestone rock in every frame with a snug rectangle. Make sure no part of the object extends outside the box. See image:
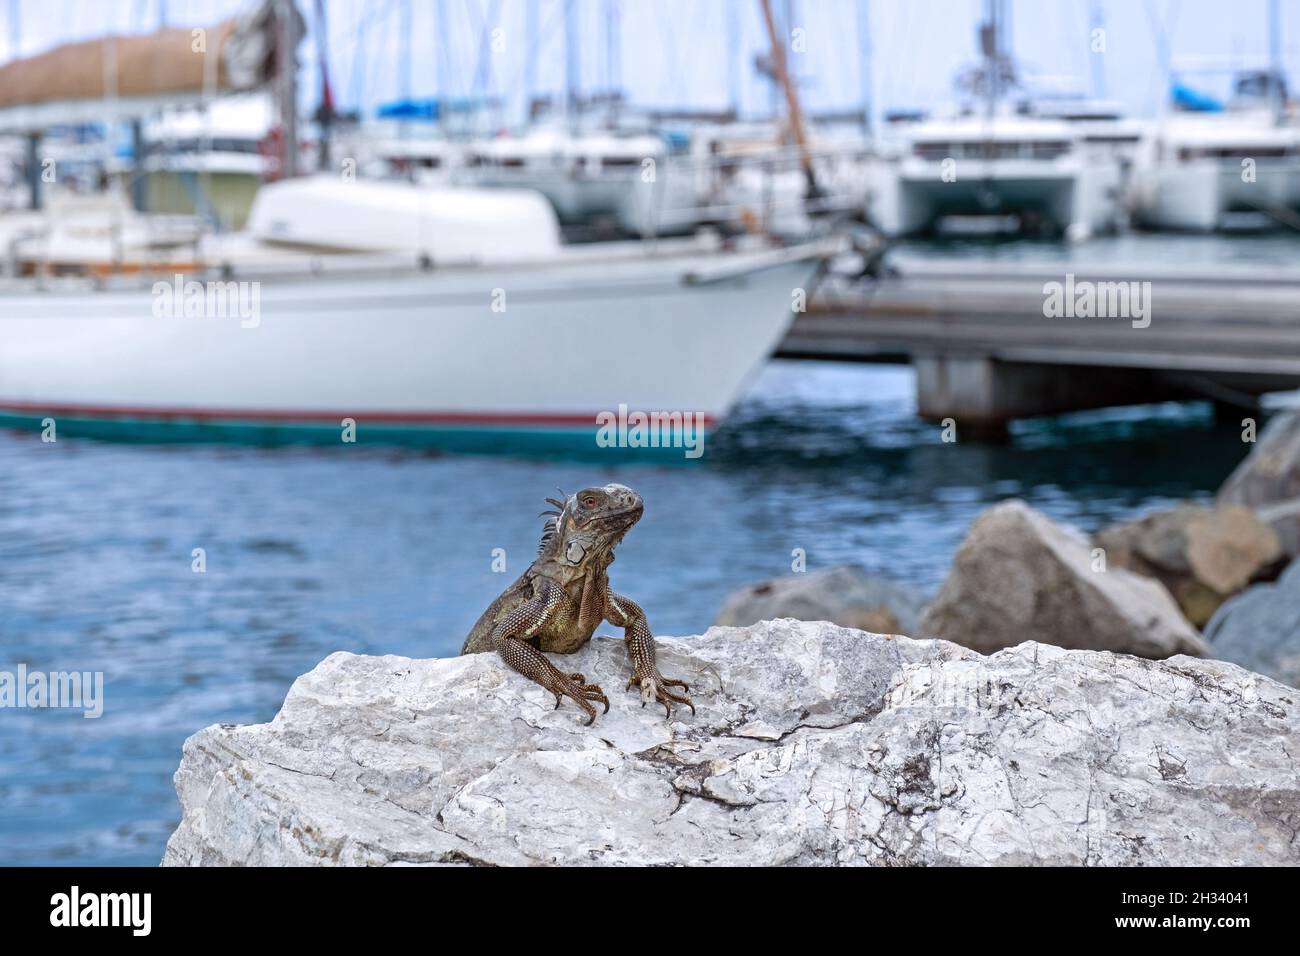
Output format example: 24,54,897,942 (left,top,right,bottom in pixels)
163,619,1298,866
714,564,927,634
918,500,1208,657
1094,504,1283,626
1219,408,1300,509
1205,558,1300,689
